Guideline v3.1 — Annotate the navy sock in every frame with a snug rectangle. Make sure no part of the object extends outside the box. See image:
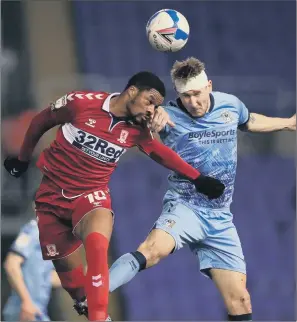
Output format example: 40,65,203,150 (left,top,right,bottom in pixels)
228,313,252,321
